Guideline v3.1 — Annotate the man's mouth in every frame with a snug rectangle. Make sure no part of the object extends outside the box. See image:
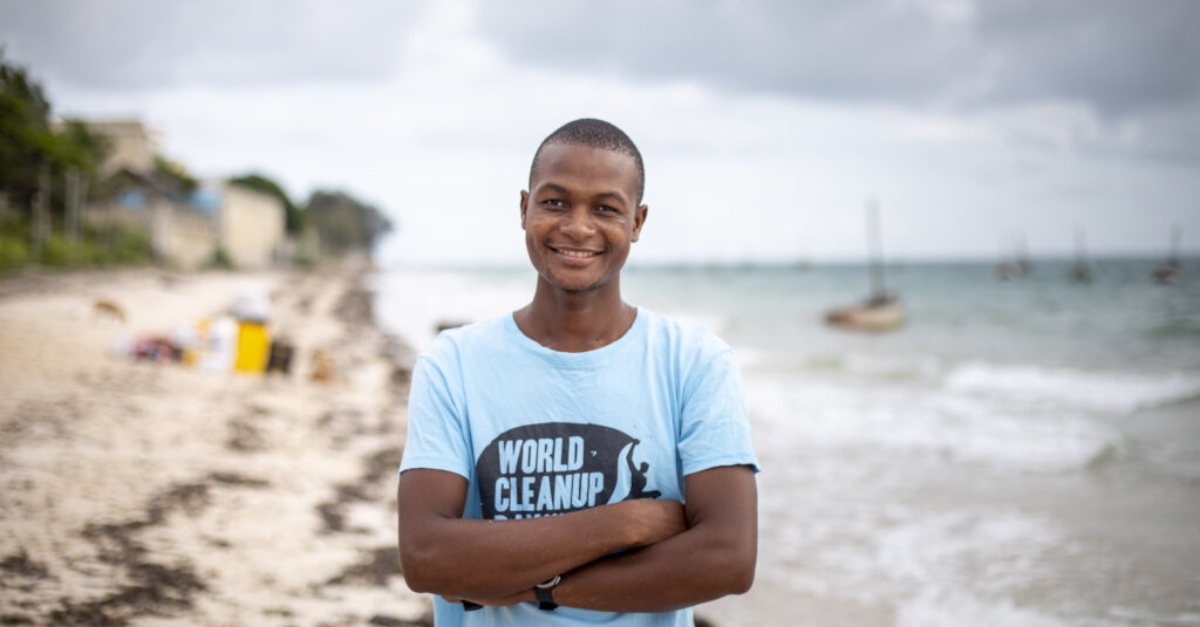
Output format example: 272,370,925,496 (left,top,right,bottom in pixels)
550,246,601,258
